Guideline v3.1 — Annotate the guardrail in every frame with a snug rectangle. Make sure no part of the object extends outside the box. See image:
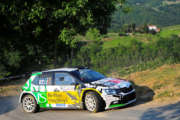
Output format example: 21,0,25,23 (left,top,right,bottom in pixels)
0,73,31,81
